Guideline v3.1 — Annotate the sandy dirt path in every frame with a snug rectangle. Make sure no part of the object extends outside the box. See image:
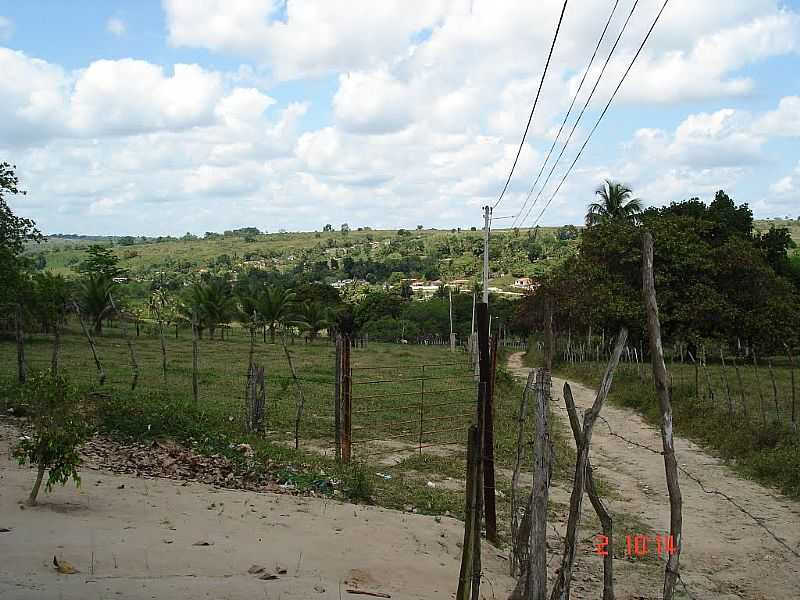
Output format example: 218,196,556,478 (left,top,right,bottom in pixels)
507,352,800,600
0,425,514,600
